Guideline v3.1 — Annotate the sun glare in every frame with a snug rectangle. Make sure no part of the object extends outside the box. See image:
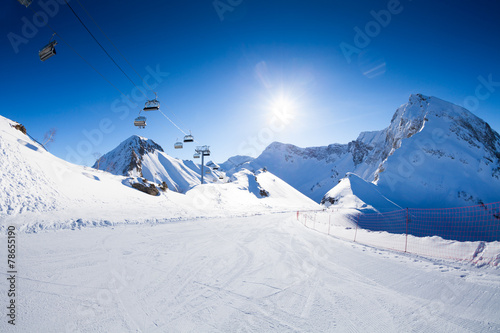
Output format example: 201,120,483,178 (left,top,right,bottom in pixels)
271,94,296,116
273,96,292,112
263,91,300,131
